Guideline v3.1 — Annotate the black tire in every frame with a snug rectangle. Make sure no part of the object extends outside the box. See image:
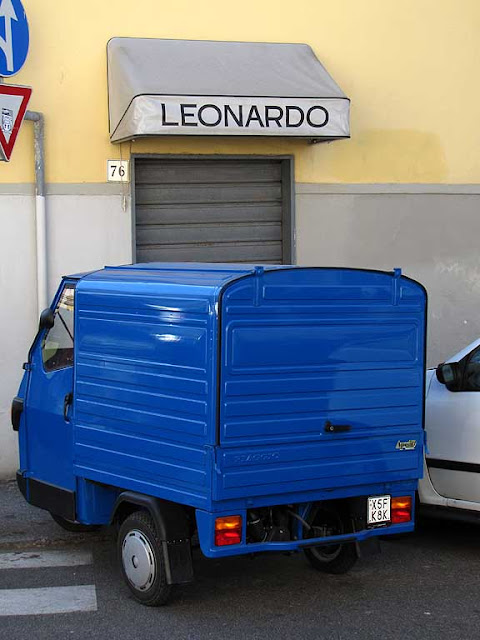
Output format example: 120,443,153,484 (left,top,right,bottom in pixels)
303,505,358,575
118,511,172,606
304,541,358,574
50,513,101,533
